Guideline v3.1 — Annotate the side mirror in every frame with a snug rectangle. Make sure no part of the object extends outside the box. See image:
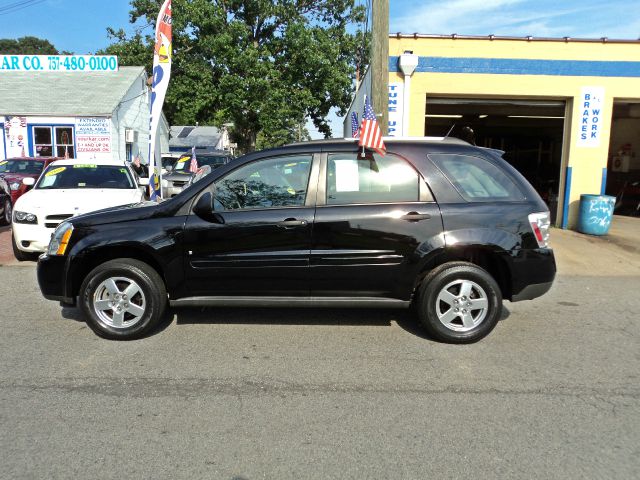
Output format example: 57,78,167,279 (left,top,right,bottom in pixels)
193,191,224,224
22,177,35,186
165,165,173,172
137,177,150,187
